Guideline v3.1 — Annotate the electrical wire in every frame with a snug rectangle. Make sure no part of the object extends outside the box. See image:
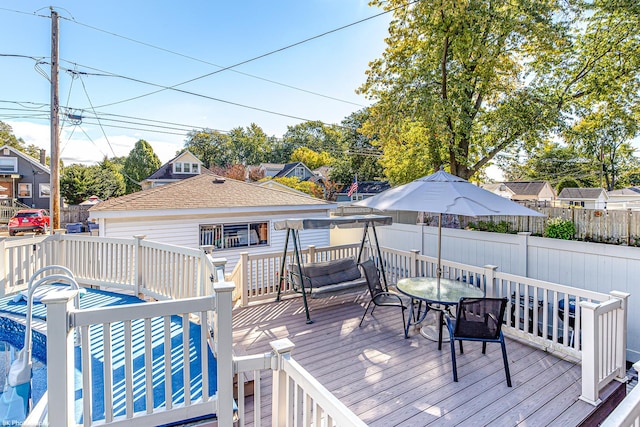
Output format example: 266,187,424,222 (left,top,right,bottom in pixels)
60,16,365,109
59,1,419,110
77,73,117,158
